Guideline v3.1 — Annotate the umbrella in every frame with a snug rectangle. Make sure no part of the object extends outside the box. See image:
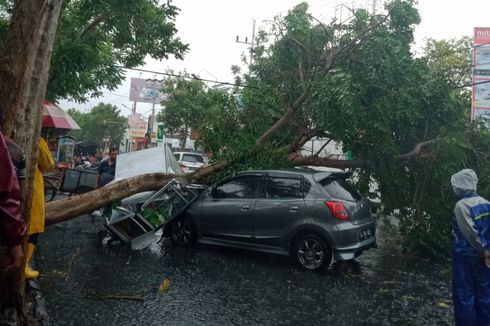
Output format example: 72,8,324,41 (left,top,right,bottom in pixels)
42,100,81,130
